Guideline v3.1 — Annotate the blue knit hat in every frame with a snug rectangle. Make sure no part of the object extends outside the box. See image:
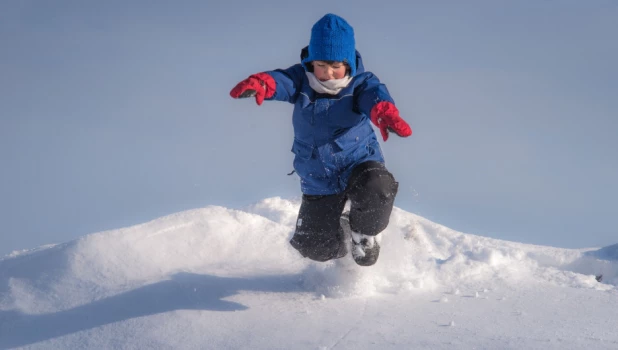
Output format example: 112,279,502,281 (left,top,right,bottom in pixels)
302,14,357,76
